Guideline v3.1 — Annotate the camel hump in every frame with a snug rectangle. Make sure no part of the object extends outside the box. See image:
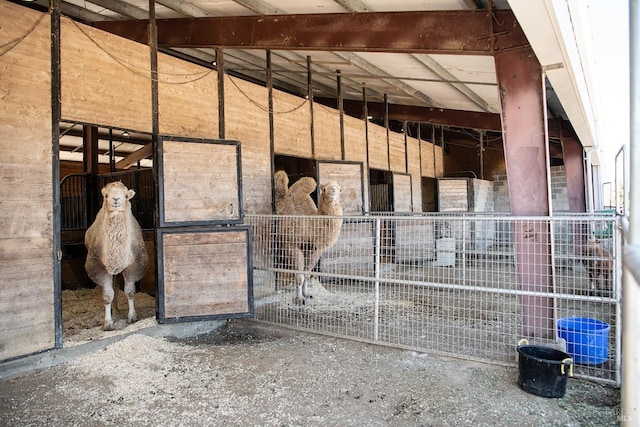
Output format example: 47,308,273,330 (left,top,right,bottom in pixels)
289,176,317,197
